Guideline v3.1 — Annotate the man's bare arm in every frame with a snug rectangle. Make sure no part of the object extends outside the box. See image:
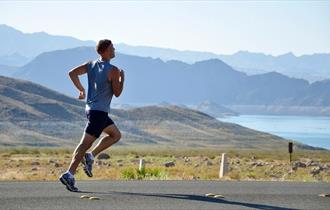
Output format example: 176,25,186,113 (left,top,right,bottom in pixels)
68,62,89,99
108,66,125,97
